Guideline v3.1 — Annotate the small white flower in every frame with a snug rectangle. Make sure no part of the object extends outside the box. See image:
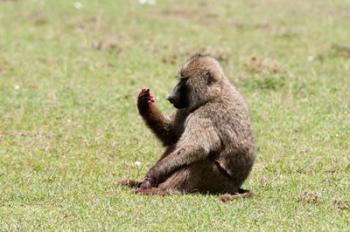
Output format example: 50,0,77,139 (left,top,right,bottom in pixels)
307,55,314,62
134,161,141,168
14,85,20,90
138,0,156,5
74,2,82,9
